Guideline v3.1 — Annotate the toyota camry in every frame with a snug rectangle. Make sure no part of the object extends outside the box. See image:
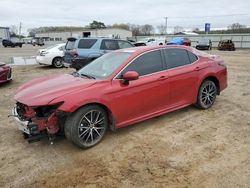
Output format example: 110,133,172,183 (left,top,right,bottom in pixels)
13,46,227,148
